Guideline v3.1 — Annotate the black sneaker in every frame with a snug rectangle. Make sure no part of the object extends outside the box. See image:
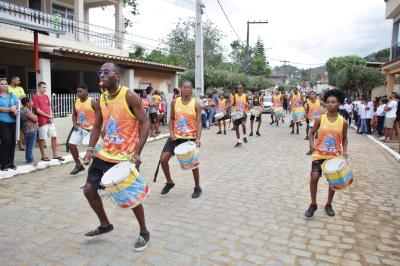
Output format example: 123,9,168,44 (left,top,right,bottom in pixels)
296,129,300,135
192,187,202,198
304,136,309,140
84,224,114,238
290,130,294,134
256,131,261,136
1,165,8,171
7,164,17,170
134,232,150,252
270,121,274,125
249,132,253,137
234,142,242,147
243,137,248,143
223,131,226,135
305,204,318,218
325,204,335,217
161,182,175,195
231,127,235,131
70,165,85,175
216,131,222,134
305,151,312,155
